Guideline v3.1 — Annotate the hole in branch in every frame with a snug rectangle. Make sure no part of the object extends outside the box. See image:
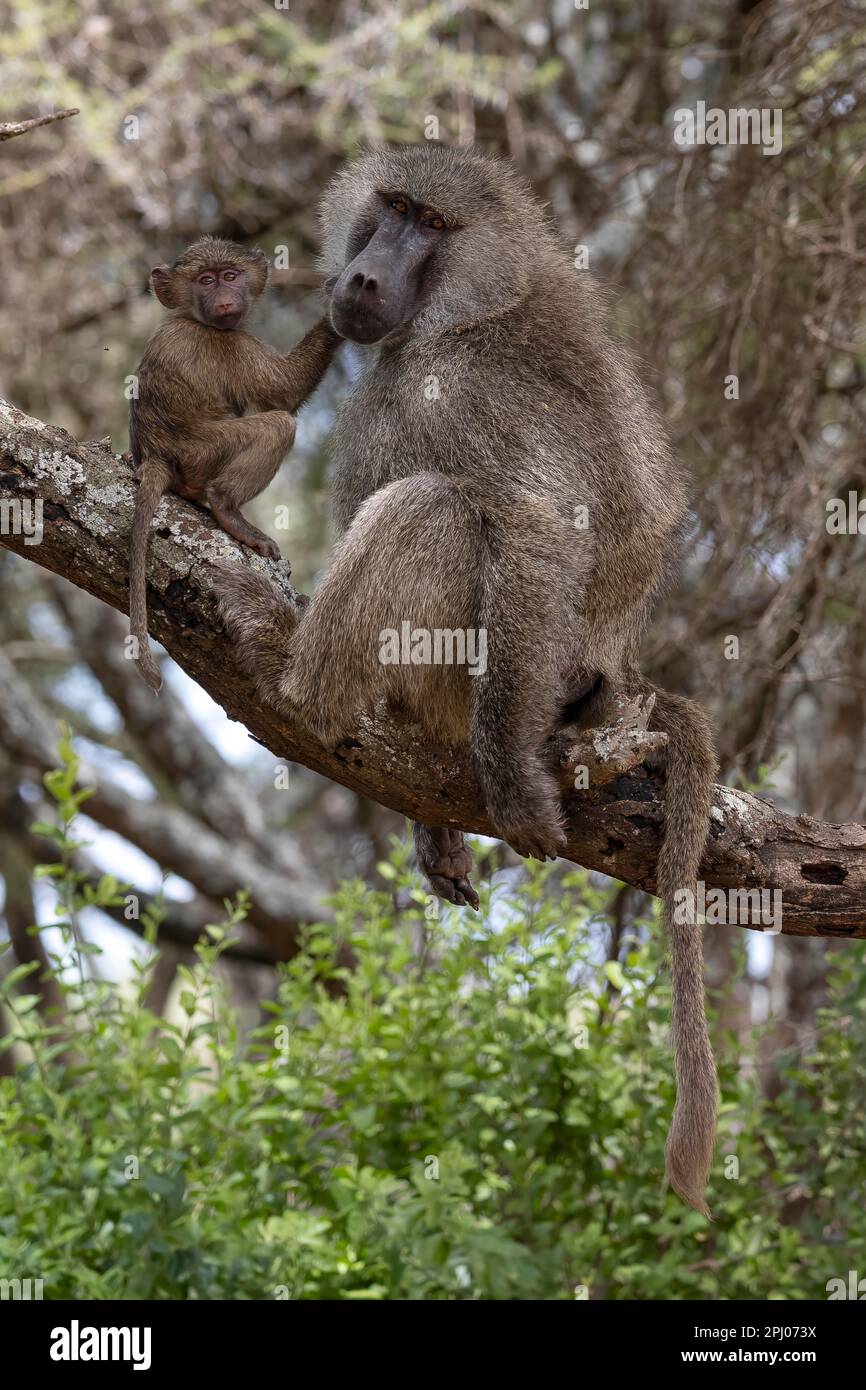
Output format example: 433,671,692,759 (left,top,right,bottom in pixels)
801,862,847,885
